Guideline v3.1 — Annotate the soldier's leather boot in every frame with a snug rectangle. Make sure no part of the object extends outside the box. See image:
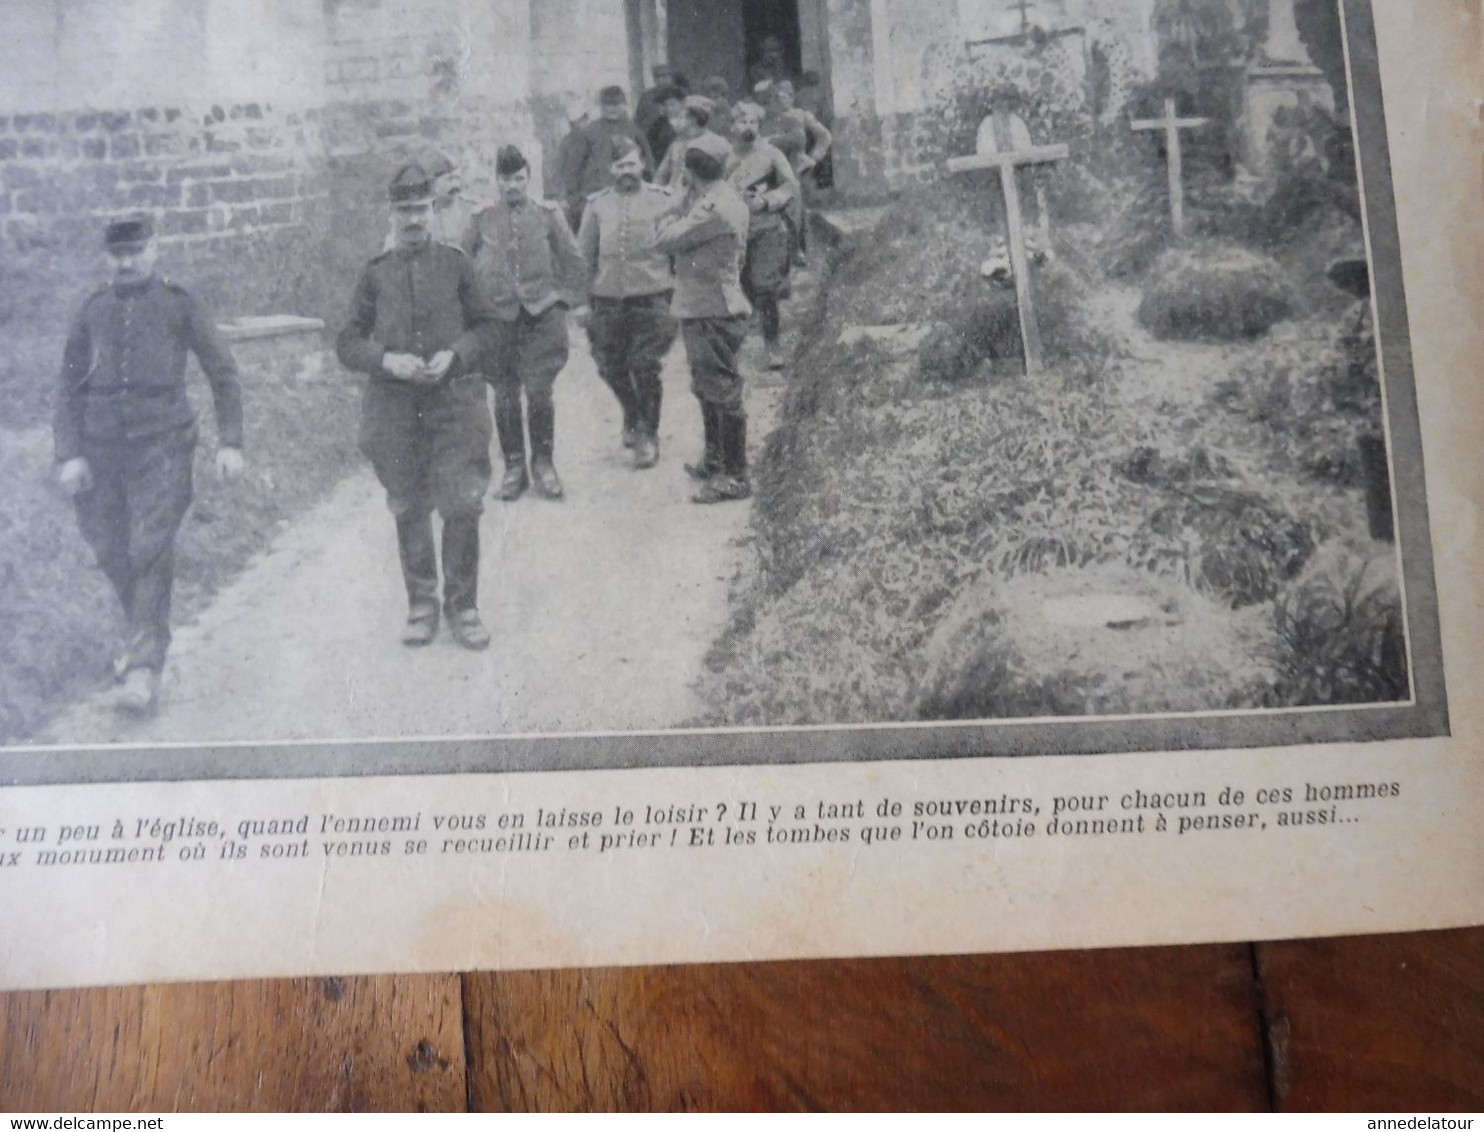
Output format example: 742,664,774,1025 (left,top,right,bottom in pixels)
498,461,529,502
112,667,160,716
401,604,440,647
448,608,491,652
529,399,564,500
684,404,722,481
633,433,659,470
692,412,751,503
494,396,527,502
